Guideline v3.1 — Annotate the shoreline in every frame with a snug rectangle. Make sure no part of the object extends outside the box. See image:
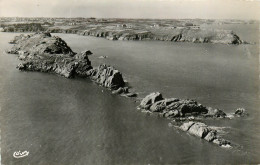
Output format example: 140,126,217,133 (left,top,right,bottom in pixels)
1,18,251,45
